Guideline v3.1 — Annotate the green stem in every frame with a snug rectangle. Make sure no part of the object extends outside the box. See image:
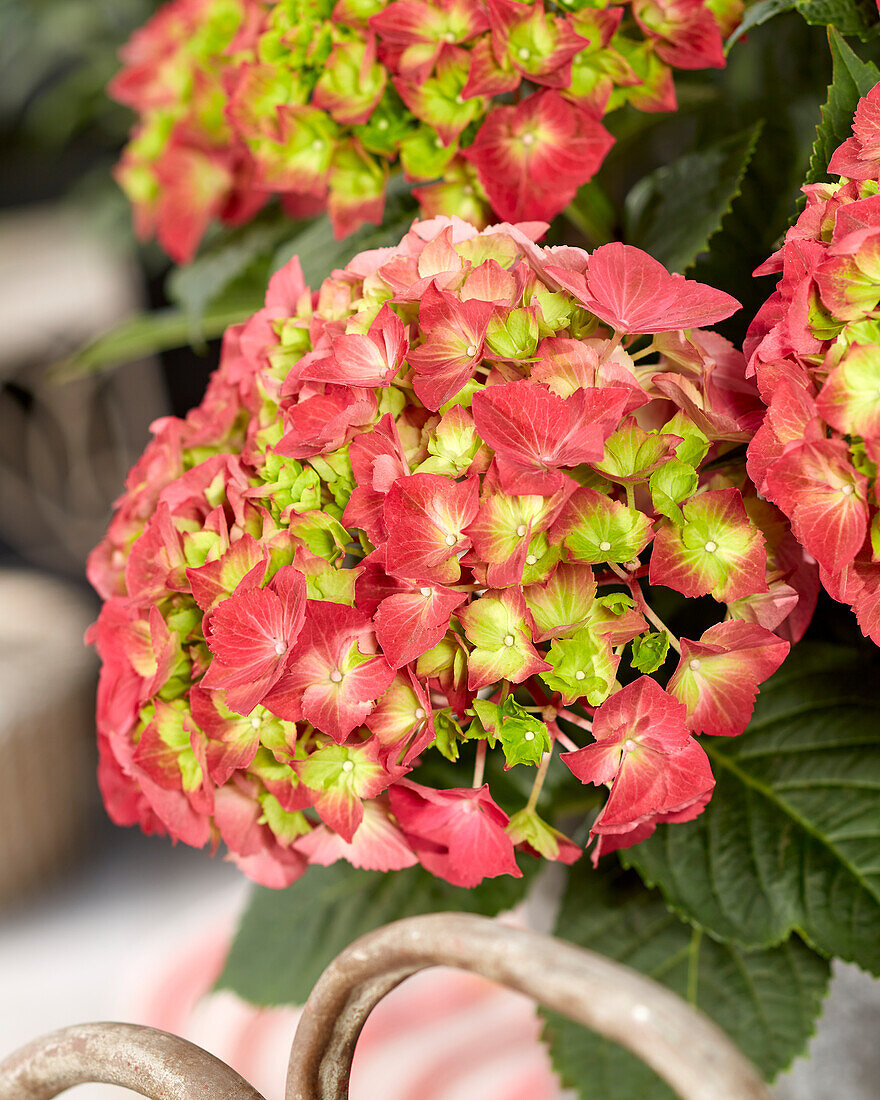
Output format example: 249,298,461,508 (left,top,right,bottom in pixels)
525,750,552,813
472,740,487,789
686,928,703,1005
608,562,682,654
